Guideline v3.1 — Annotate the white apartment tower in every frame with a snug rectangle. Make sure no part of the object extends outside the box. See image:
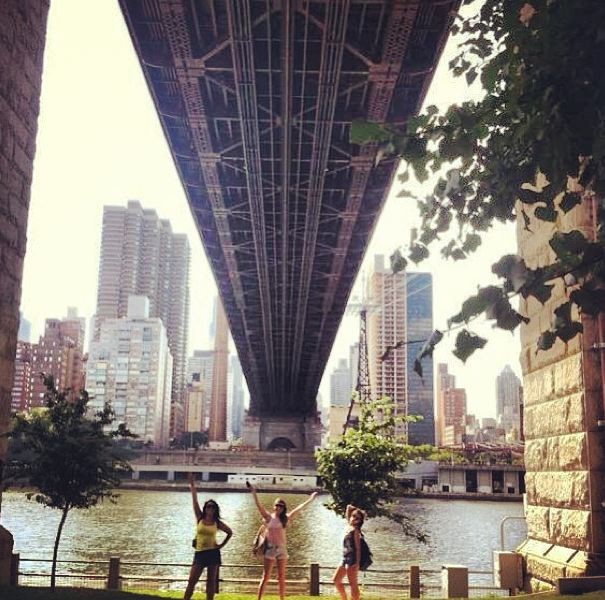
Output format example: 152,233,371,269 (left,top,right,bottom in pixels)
86,296,173,446
94,201,190,437
330,358,351,407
